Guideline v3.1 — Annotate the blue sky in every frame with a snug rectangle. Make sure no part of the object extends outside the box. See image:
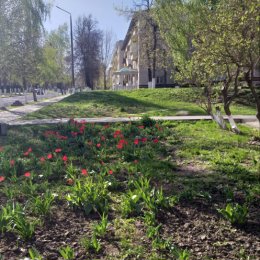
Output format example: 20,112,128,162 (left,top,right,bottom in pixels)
44,0,134,41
